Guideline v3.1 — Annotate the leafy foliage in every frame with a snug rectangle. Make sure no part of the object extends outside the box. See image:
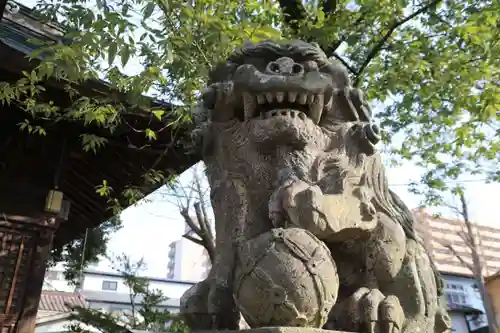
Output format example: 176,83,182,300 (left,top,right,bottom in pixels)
67,255,188,333
48,216,123,284
281,0,499,203
0,0,497,273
